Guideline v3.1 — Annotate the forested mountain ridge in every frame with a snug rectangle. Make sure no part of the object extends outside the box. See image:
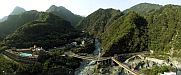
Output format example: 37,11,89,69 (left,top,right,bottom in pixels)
46,5,83,26
0,16,8,22
77,8,123,37
77,7,148,56
0,10,40,38
1,3,181,57
77,3,181,57
10,6,26,15
0,6,83,38
101,4,181,56
147,5,181,55
4,12,79,49
0,6,26,22
124,3,162,15
0,3,181,75
0,7,86,75
101,11,148,56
